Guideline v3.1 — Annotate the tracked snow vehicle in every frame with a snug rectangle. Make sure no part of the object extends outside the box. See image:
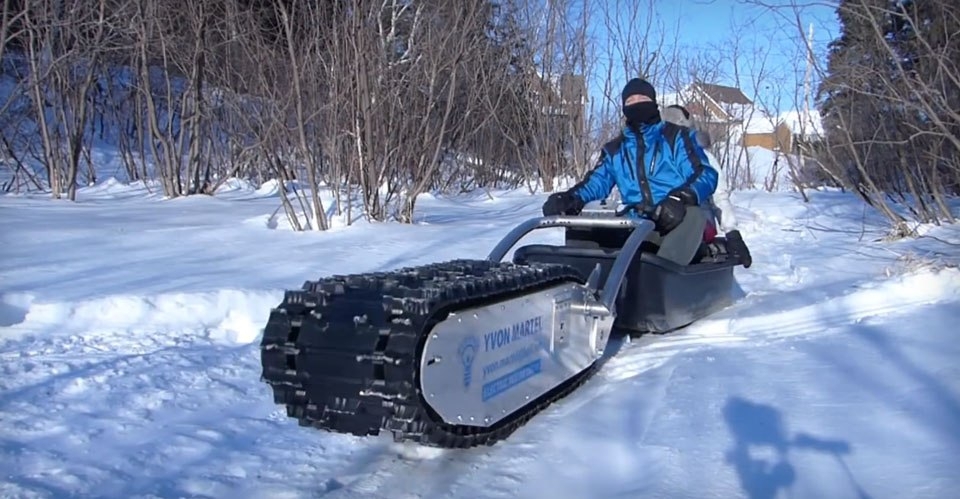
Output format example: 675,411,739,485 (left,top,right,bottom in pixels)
259,203,745,448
